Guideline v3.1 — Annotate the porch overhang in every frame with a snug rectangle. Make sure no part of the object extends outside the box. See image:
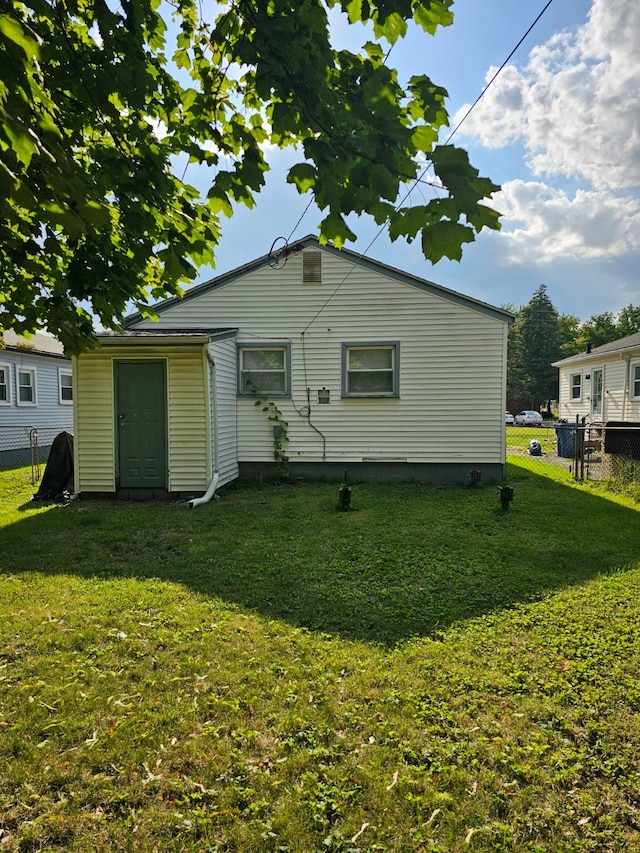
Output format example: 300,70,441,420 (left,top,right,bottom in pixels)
94,328,237,347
